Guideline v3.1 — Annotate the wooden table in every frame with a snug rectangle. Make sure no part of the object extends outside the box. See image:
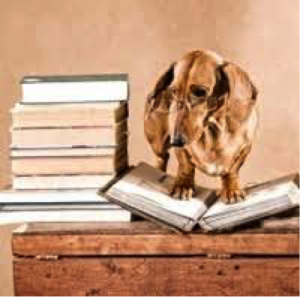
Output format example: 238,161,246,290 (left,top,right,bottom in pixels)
12,213,299,296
